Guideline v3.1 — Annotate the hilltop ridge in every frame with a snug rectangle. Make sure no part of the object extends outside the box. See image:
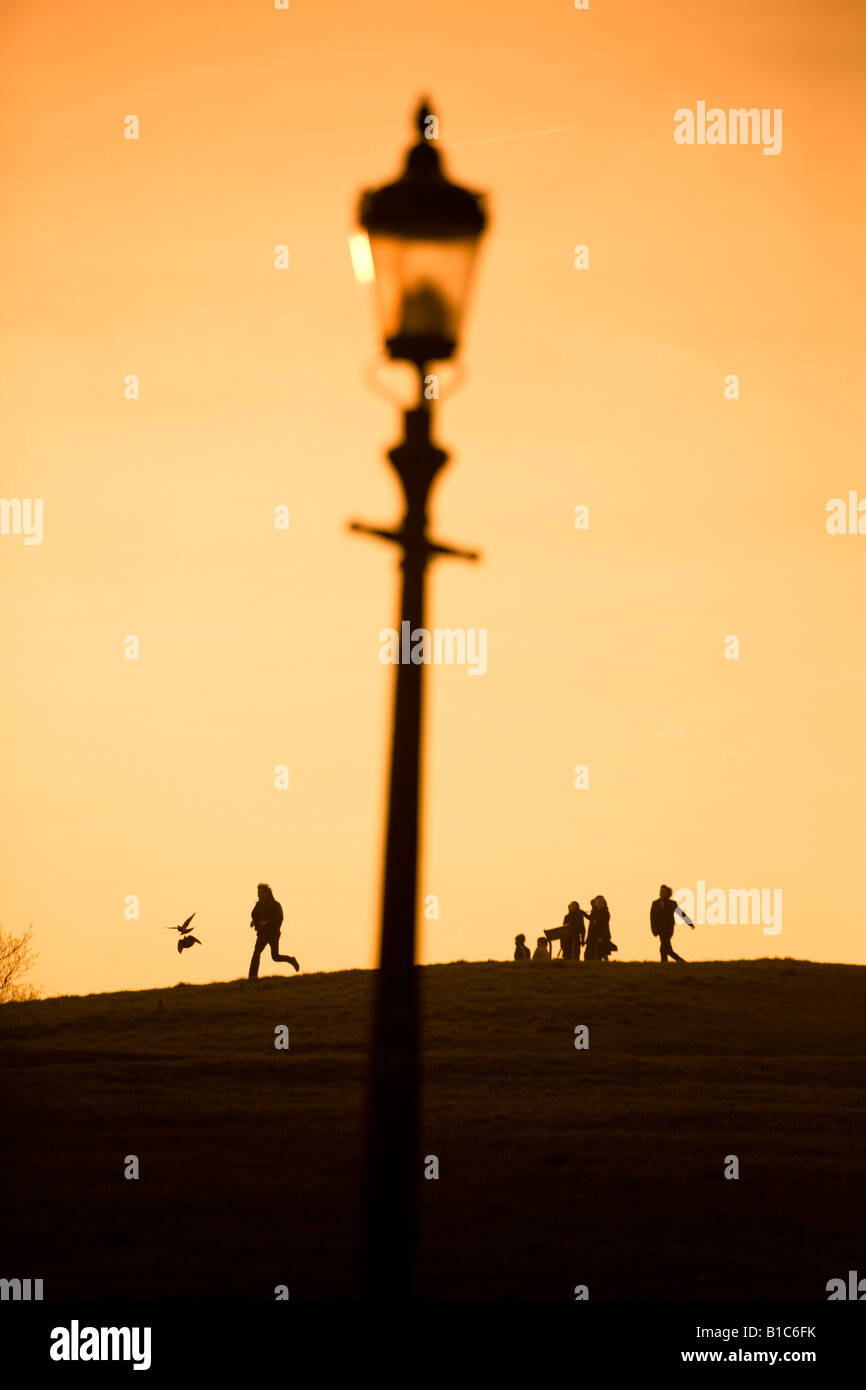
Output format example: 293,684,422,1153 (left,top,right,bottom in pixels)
2,960,863,1299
